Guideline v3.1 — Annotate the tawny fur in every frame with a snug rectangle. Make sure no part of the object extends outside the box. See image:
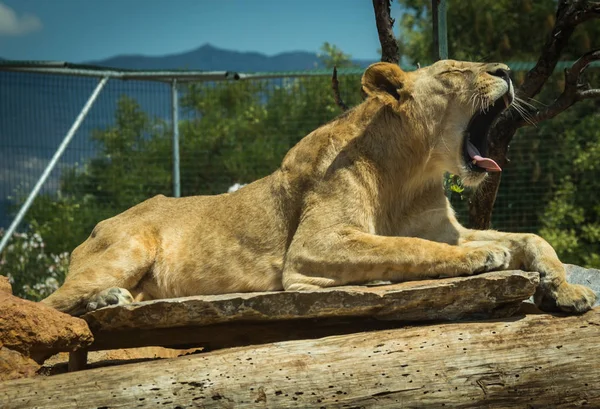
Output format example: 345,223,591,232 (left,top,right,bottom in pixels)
42,60,597,316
